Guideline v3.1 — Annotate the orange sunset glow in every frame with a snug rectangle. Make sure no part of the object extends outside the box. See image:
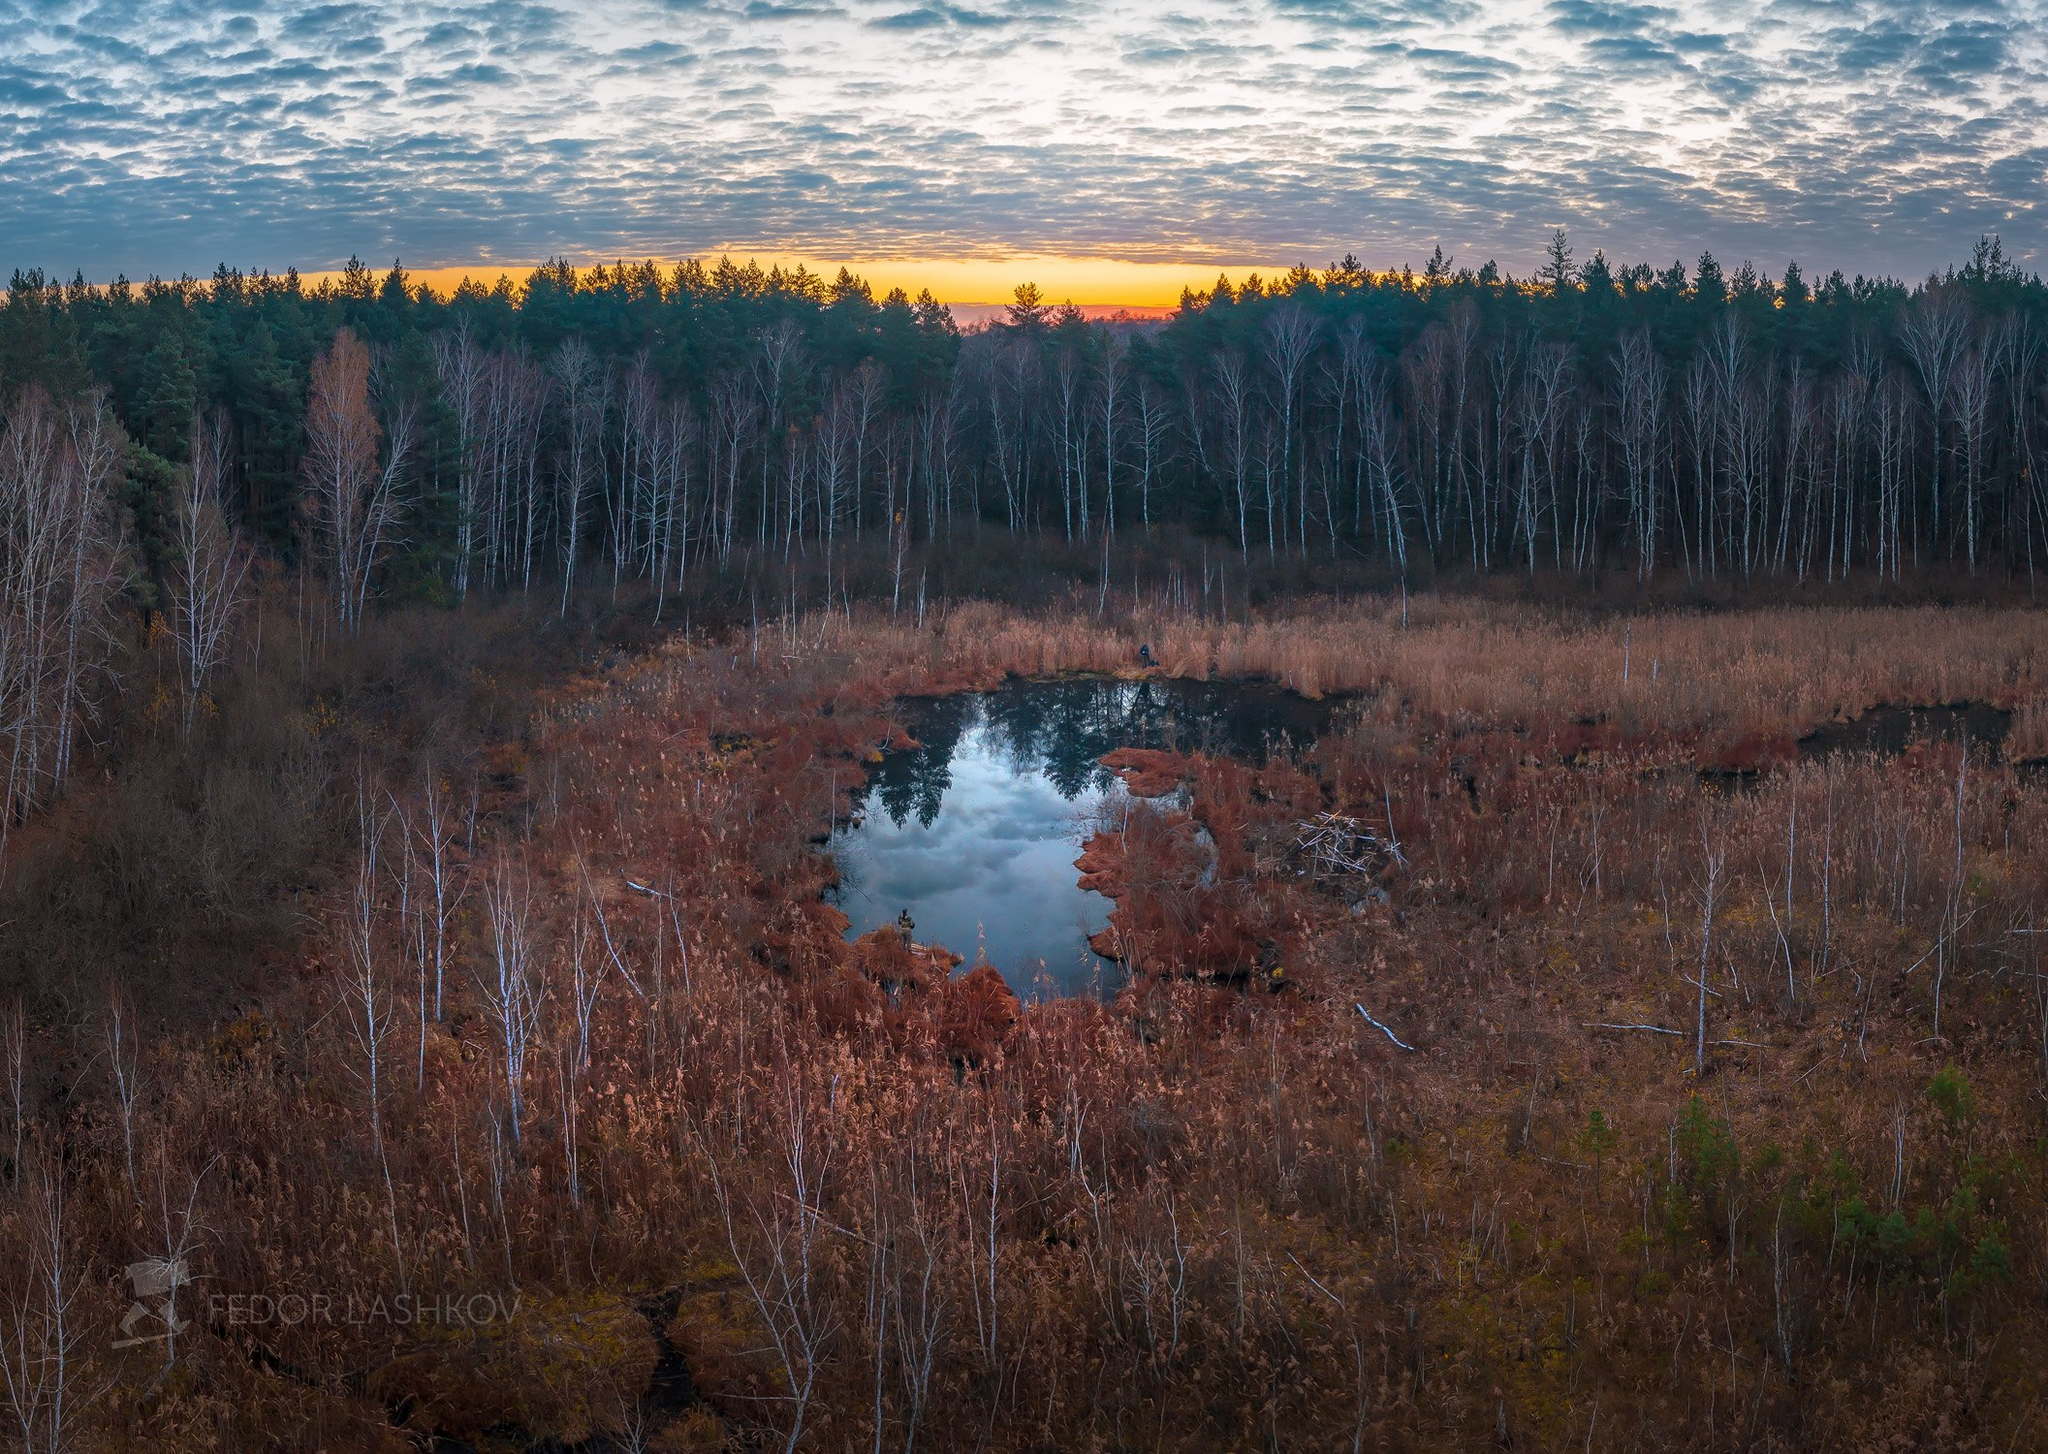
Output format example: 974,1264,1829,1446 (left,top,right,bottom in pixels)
298,255,1293,311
